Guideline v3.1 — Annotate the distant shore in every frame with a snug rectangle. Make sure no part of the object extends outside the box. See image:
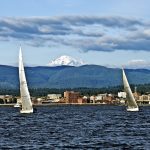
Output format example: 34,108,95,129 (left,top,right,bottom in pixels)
0,103,150,107
0,103,117,107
